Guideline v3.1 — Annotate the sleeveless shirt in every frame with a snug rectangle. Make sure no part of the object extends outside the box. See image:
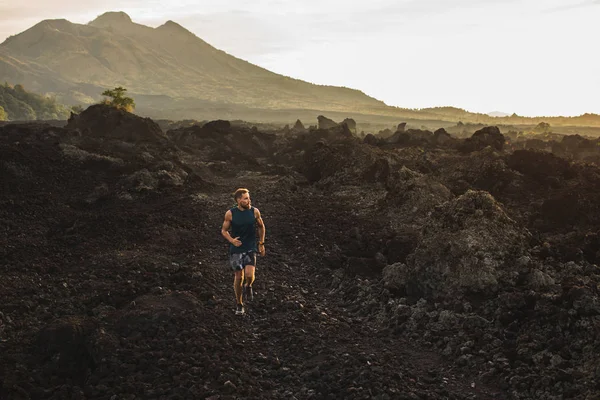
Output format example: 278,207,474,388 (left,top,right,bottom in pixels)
229,206,257,254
